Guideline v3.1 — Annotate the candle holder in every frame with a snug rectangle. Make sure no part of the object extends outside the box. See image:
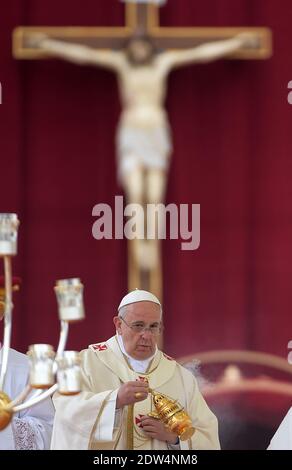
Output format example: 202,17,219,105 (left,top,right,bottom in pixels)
56,351,81,395
0,213,19,256
54,278,85,322
0,213,86,431
28,344,56,389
